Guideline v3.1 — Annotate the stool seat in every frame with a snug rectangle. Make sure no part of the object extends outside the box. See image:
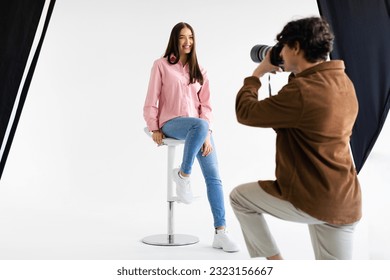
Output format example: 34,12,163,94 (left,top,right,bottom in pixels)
142,127,199,246
143,128,184,146
162,138,185,146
